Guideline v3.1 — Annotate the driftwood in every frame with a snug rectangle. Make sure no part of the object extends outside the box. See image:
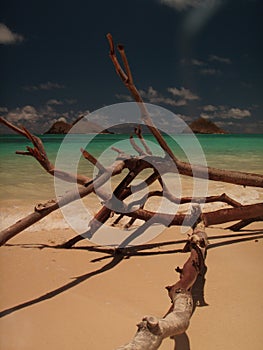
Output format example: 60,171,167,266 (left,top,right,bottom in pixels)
115,210,208,350
0,34,262,248
0,34,262,350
